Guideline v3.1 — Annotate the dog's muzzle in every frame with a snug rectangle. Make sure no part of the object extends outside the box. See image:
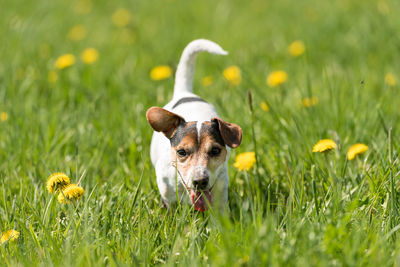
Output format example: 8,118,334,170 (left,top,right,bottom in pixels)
190,176,212,211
